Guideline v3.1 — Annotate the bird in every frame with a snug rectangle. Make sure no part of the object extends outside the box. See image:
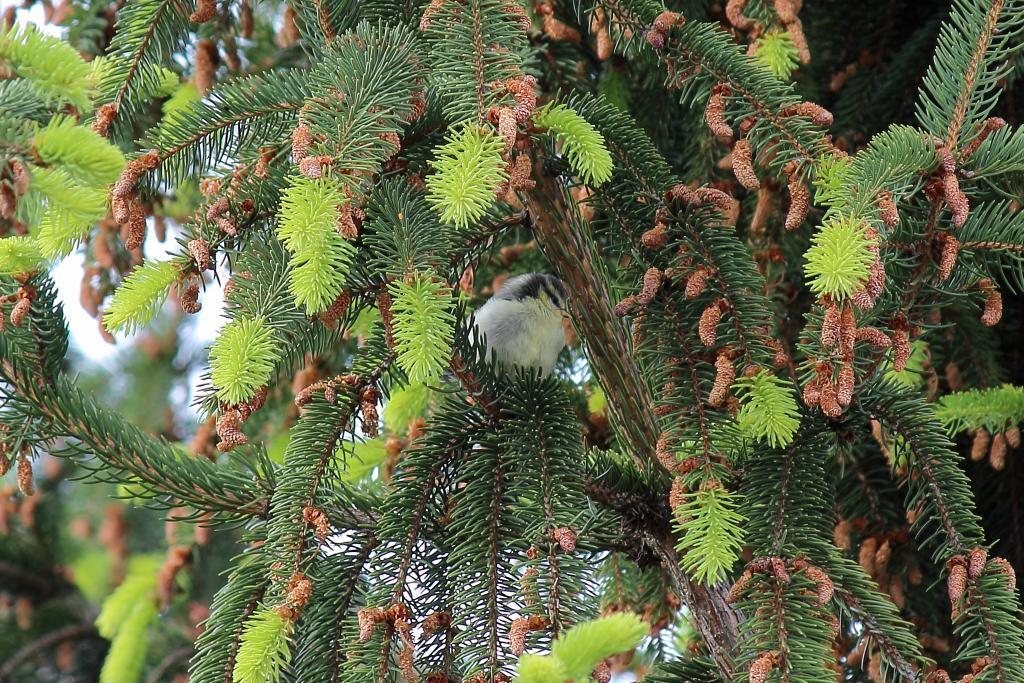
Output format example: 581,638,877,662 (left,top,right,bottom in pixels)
471,272,570,377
